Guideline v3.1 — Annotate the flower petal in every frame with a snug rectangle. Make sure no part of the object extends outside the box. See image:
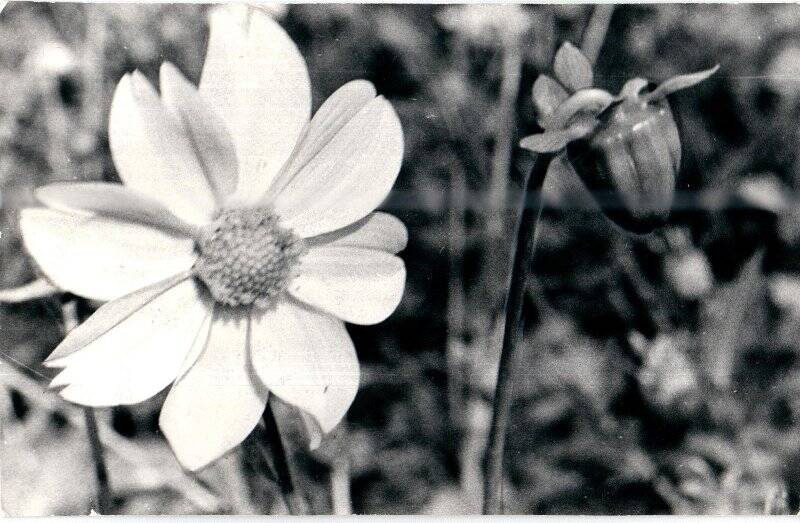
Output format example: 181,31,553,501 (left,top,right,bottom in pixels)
44,271,192,363
264,80,378,200
109,72,217,225
306,212,408,254
20,208,197,302
200,5,311,200
553,42,593,92
250,301,359,434
174,309,214,383
159,306,269,471
274,96,404,238
532,74,568,125
49,280,208,407
289,246,405,325
36,182,198,238
159,63,238,204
